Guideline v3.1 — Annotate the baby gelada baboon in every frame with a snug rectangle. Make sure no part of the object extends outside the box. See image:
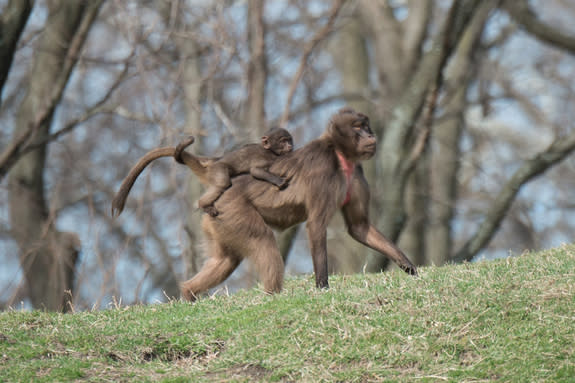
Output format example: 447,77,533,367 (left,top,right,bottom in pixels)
111,128,293,218
175,127,293,217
